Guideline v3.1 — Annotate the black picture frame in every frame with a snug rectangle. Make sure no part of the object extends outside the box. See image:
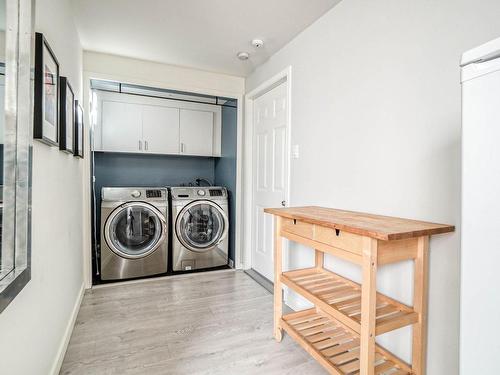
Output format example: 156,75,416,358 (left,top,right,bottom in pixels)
74,101,84,158
59,77,75,153
33,32,60,146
